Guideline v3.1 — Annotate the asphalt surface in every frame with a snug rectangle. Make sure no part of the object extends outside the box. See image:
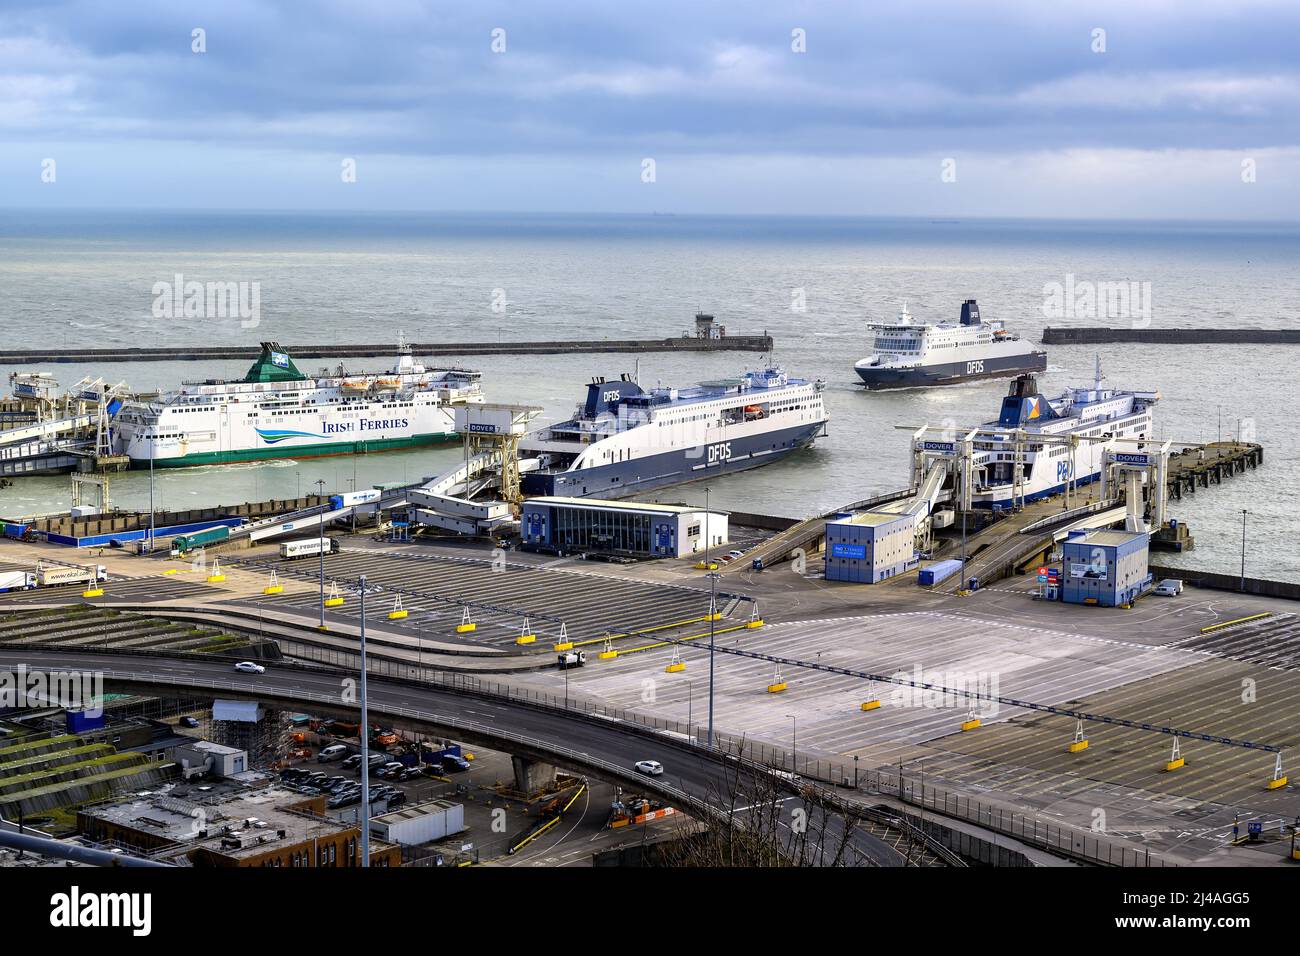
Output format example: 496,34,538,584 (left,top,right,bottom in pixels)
0,647,904,867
